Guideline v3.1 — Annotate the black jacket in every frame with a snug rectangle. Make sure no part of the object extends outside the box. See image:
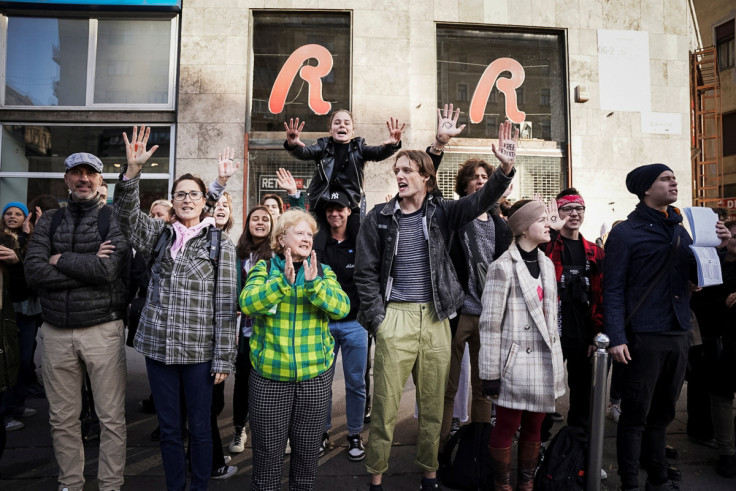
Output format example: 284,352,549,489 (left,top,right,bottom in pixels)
315,231,359,321
355,166,515,333
284,136,400,211
24,200,128,329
